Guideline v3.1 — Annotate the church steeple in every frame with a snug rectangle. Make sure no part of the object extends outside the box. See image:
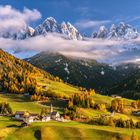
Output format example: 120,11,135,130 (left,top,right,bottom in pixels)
50,104,53,113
